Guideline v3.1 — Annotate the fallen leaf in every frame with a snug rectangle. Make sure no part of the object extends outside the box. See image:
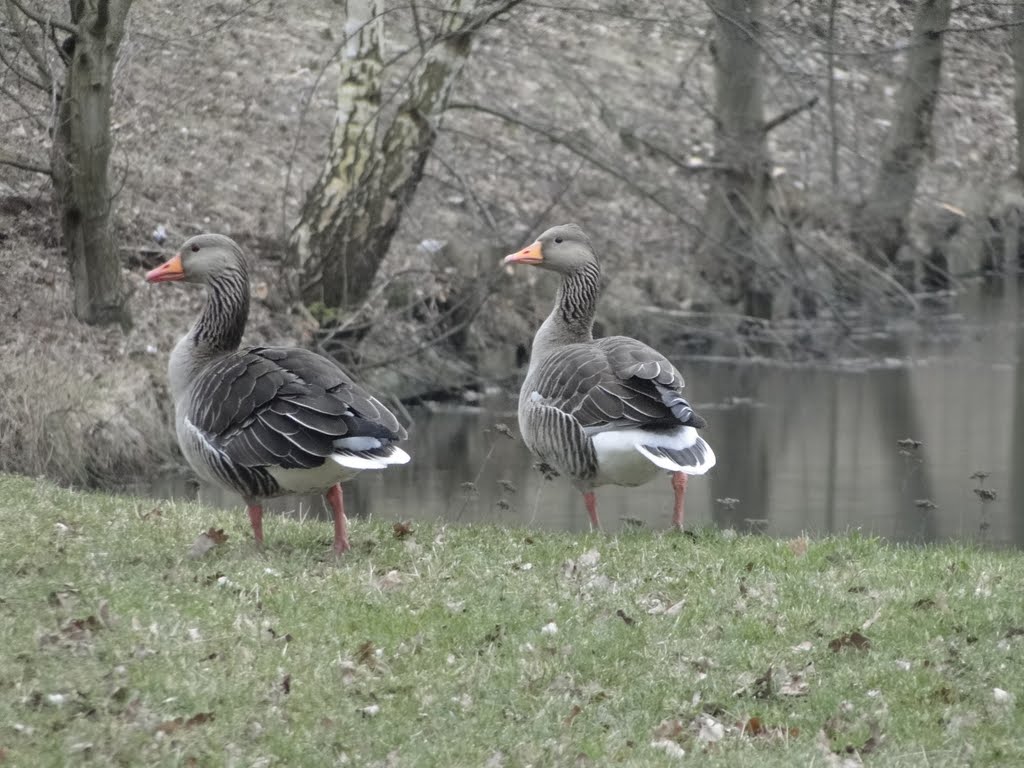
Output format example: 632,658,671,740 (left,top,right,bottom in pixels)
780,674,810,696
753,667,774,699
912,597,935,609
359,704,380,717
392,521,414,539
563,704,582,727
973,488,997,502
616,609,636,627
993,687,1014,704
650,739,686,758
356,641,377,668
697,714,726,743
281,674,291,695
156,712,214,734
493,423,515,439
651,718,684,740
861,608,882,631
741,717,799,739
788,536,809,557
187,529,227,559
578,549,601,567
98,600,114,629
829,632,871,652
